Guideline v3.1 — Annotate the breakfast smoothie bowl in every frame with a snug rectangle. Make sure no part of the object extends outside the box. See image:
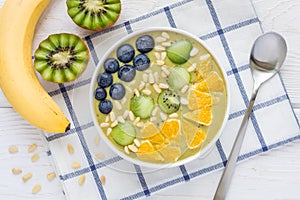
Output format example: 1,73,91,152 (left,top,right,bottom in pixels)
89,27,230,168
